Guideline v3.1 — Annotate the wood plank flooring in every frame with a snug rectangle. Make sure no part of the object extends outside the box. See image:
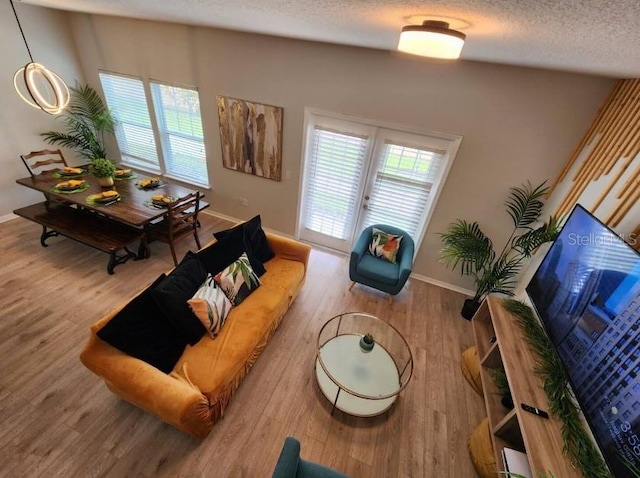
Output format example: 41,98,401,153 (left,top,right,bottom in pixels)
0,212,486,477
